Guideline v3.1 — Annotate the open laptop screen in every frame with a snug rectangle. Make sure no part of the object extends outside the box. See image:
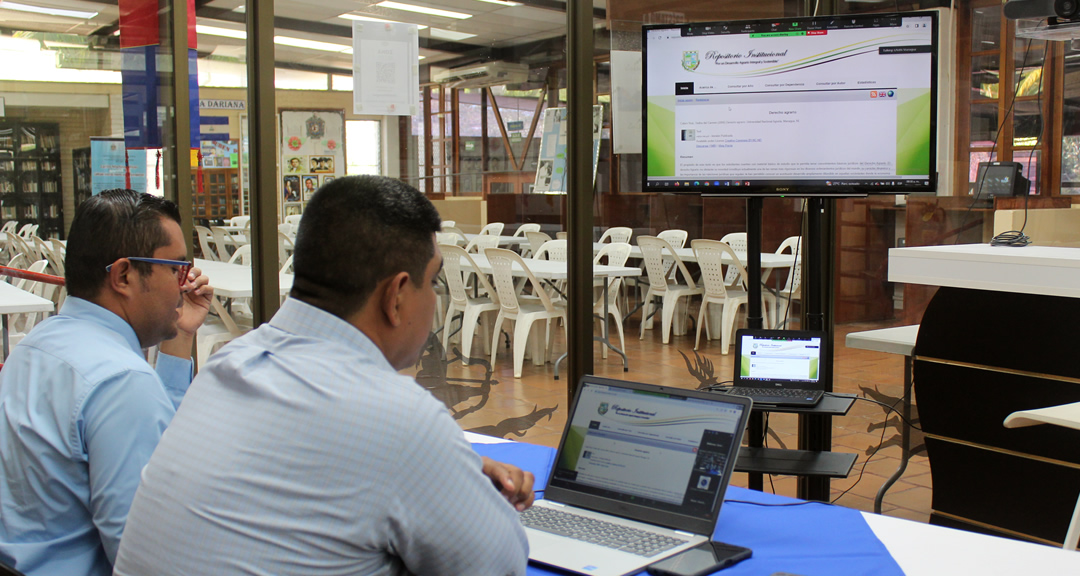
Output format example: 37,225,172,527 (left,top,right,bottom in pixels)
548,380,747,522
738,331,823,385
